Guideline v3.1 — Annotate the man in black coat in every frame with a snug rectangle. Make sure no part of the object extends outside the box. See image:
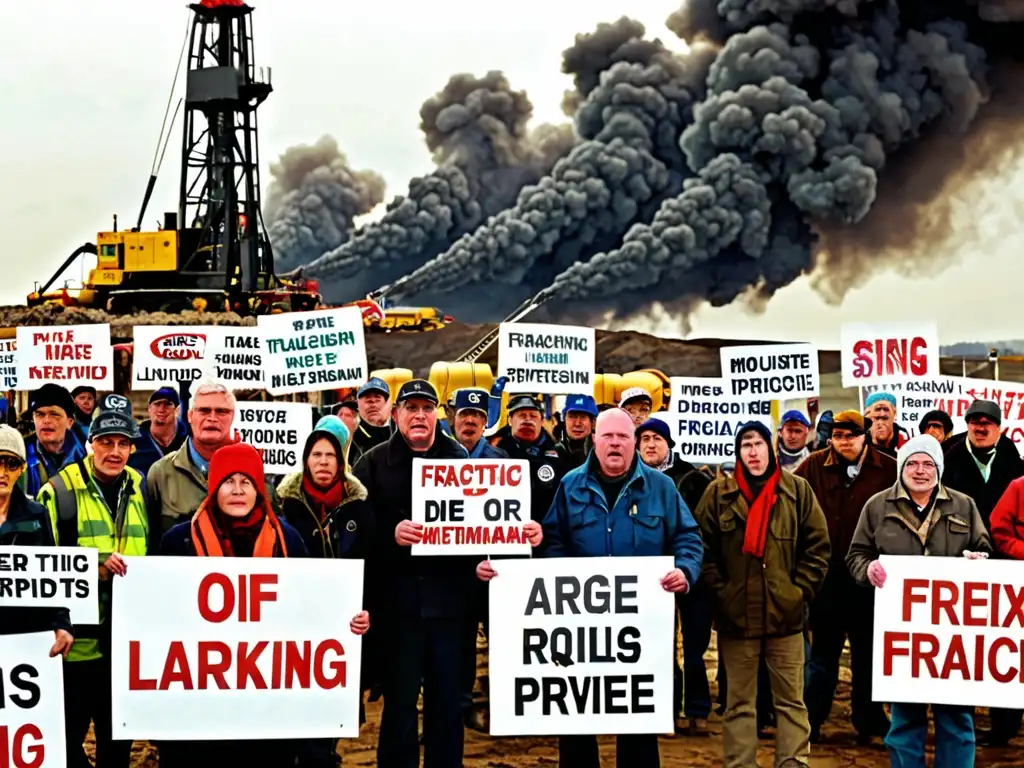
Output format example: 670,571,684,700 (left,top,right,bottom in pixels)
494,394,567,524
353,379,472,768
